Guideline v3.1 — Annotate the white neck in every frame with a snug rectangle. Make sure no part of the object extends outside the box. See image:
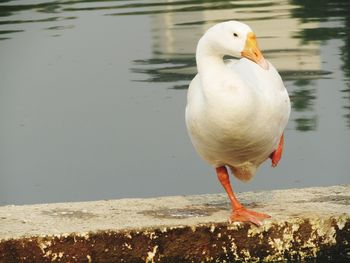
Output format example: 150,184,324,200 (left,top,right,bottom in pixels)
196,37,226,75
195,37,234,95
